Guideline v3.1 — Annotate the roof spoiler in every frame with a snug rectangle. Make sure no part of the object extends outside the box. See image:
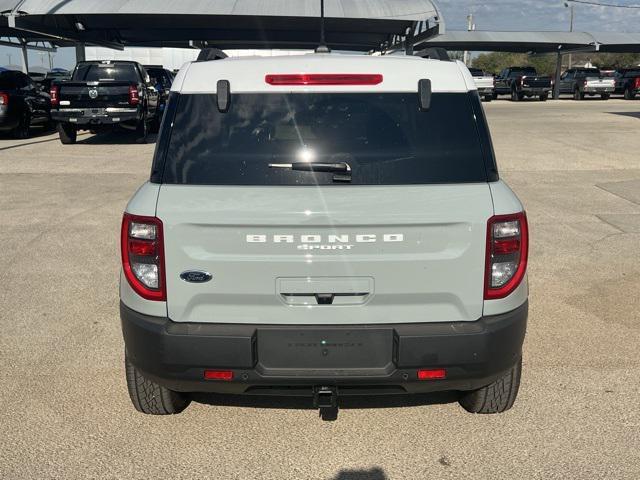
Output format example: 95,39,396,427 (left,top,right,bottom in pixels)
196,48,228,62
416,48,451,61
